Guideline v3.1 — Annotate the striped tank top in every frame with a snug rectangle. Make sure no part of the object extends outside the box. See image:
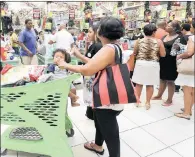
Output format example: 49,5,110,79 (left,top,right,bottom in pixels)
136,38,160,62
